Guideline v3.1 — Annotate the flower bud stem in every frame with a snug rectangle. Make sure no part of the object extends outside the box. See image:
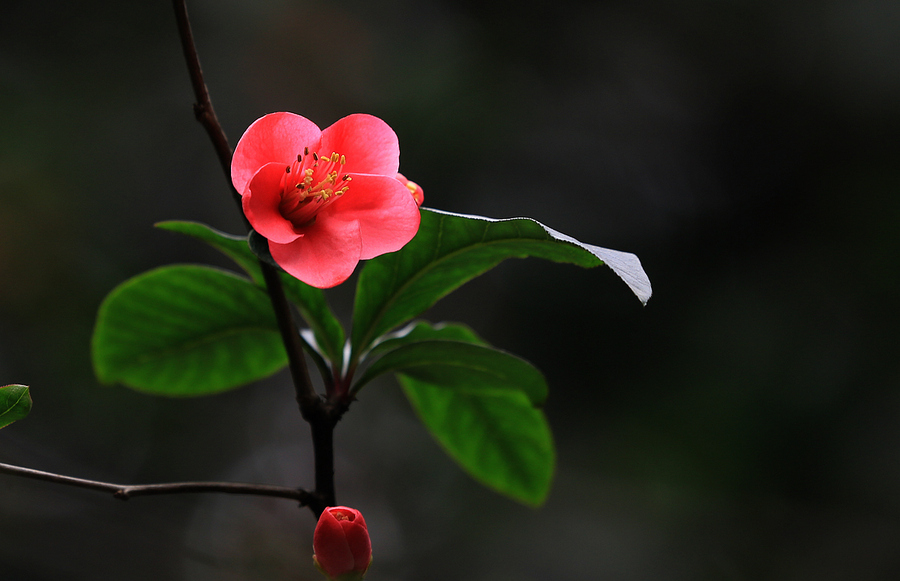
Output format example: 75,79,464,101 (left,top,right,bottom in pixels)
311,415,337,510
